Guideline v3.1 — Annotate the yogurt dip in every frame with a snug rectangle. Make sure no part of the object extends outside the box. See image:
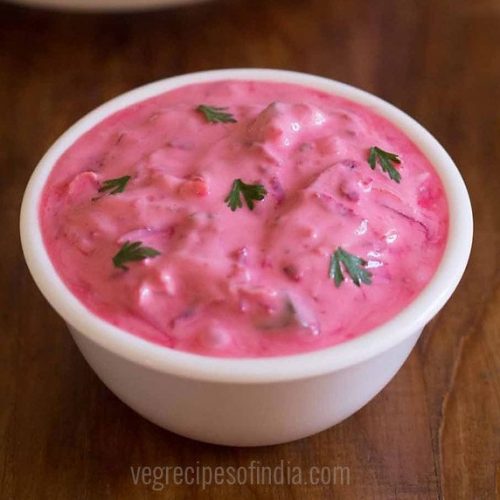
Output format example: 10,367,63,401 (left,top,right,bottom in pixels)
40,80,448,357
